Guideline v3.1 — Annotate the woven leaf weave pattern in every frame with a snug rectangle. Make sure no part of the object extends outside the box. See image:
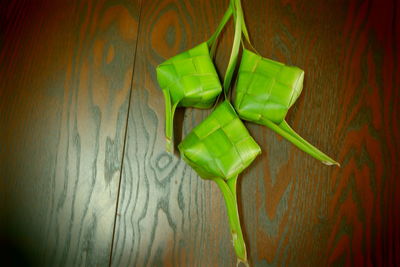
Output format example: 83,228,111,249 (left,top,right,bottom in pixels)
234,49,304,124
156,42,222,108
179,101,261,181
